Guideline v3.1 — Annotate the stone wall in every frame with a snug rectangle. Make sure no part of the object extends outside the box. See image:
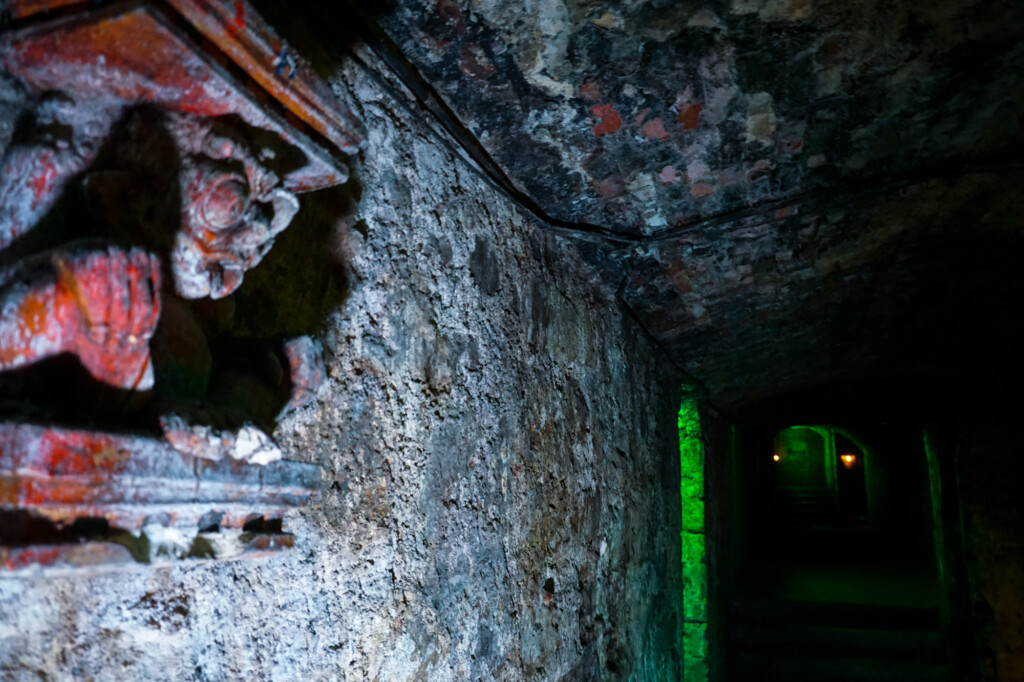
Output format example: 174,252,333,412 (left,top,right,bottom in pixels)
0,50,684,682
